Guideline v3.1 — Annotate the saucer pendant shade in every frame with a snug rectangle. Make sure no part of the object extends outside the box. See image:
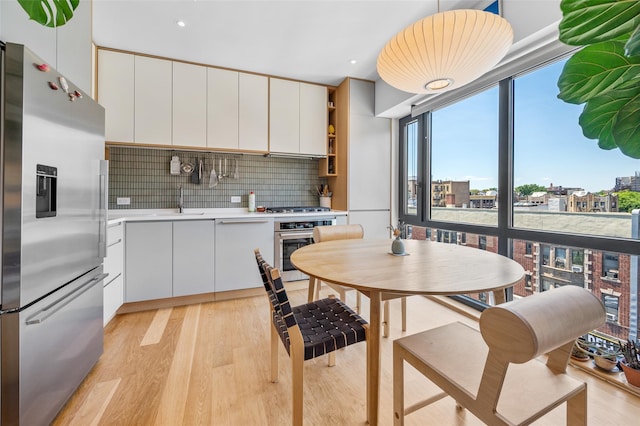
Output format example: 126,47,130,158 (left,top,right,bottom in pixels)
377,10,513,94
